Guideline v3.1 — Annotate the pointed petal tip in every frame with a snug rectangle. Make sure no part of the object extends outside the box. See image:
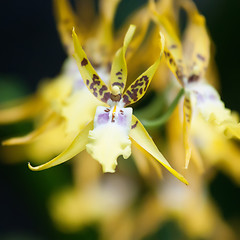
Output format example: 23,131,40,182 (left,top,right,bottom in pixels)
182,177,189,186
72,27,76,35
2,138,29,146
28,162,39,171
